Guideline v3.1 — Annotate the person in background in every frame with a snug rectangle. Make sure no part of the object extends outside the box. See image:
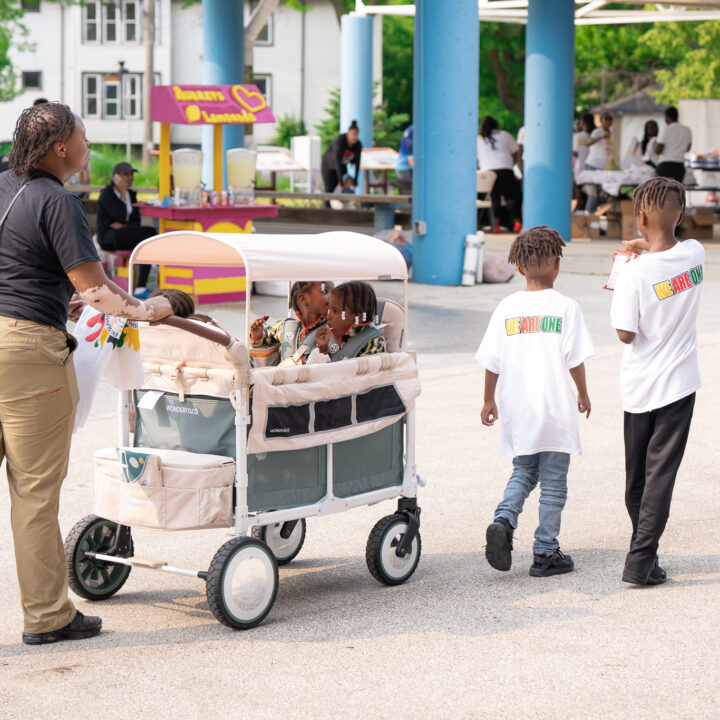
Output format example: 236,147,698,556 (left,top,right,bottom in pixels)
321,120,362,196
656,106,692,183
395,124,413,195
477,115,523,234
96,161,155,298
583,112,614,212
641,120,660,169
0,102,172,646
